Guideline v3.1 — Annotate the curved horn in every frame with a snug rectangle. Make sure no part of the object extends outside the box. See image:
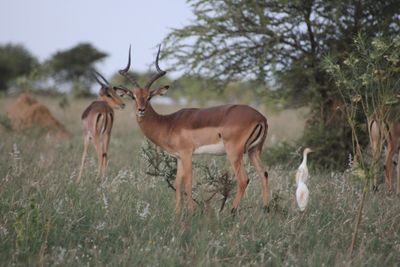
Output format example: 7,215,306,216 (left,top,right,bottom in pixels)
92,71,106,87
119,45,141,88
93,70,110,86
144,44,167,89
